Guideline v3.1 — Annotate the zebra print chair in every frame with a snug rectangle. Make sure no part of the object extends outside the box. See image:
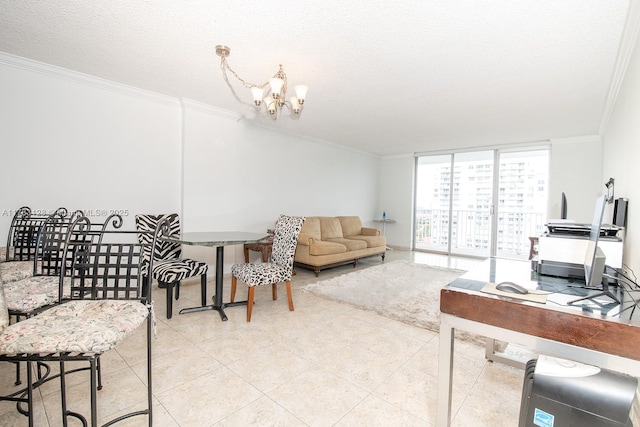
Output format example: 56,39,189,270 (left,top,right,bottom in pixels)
135,214,208,319
230,215,305,322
